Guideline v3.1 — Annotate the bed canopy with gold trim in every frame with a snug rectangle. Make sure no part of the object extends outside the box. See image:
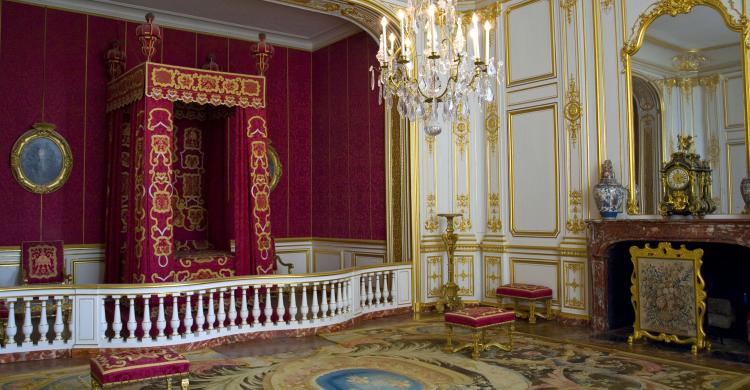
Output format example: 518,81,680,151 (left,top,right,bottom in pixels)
103,18,273,283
